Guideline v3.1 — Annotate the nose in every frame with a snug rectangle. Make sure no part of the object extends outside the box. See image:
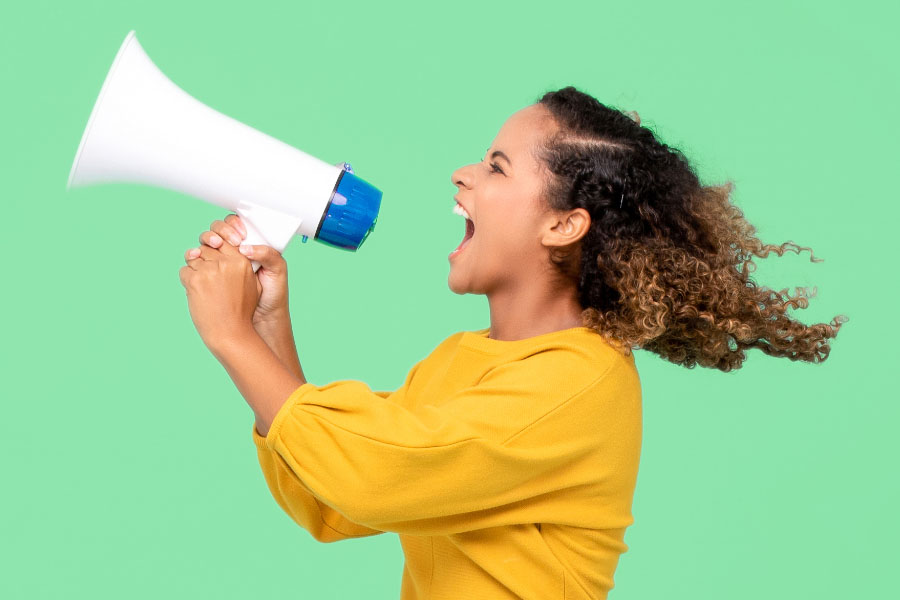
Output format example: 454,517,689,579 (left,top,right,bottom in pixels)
451,163,473,190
